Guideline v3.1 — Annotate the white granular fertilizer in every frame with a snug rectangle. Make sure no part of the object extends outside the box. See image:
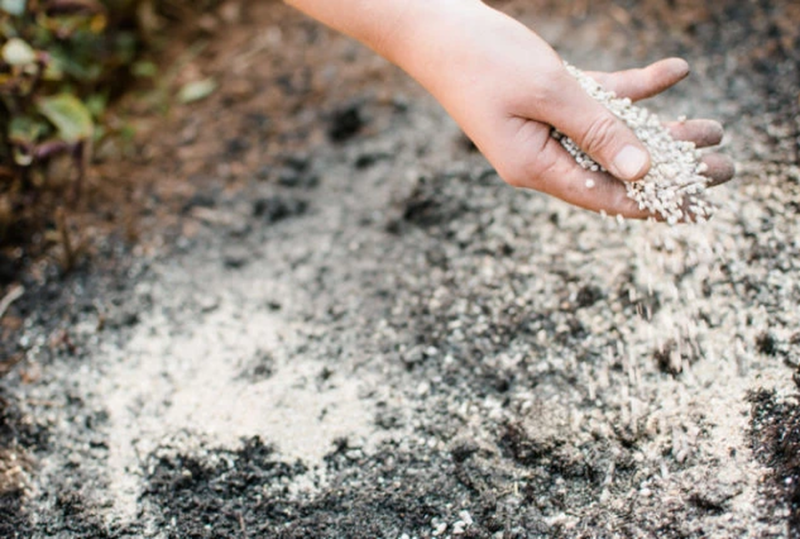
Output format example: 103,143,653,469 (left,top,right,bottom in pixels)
554,64,714,224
